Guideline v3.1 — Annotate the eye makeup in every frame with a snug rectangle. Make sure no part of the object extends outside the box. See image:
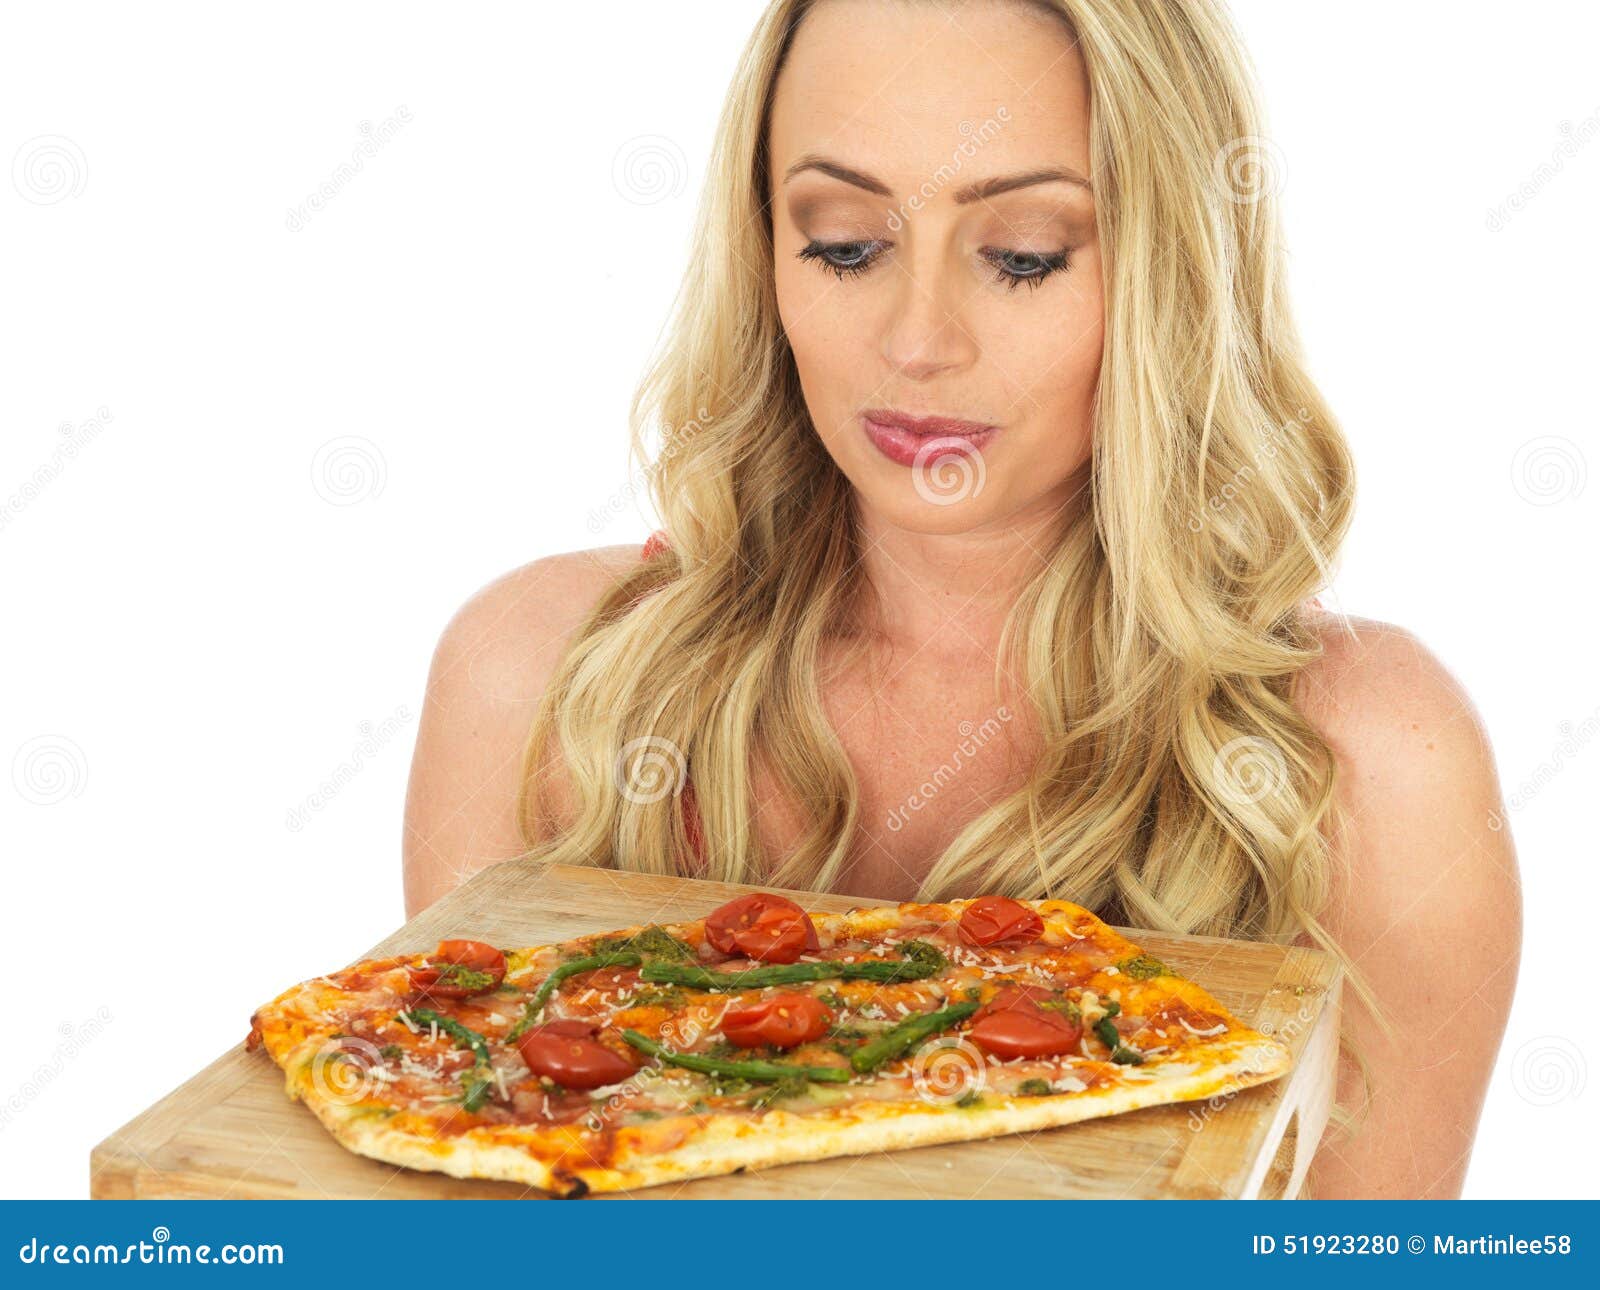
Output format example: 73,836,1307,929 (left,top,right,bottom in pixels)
796,236,1074,290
